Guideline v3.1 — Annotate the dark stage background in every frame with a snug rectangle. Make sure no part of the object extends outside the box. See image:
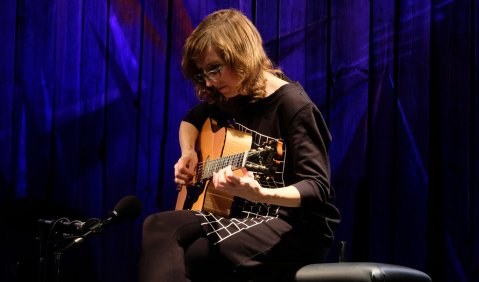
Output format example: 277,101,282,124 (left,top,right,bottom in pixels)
0,0,478,282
